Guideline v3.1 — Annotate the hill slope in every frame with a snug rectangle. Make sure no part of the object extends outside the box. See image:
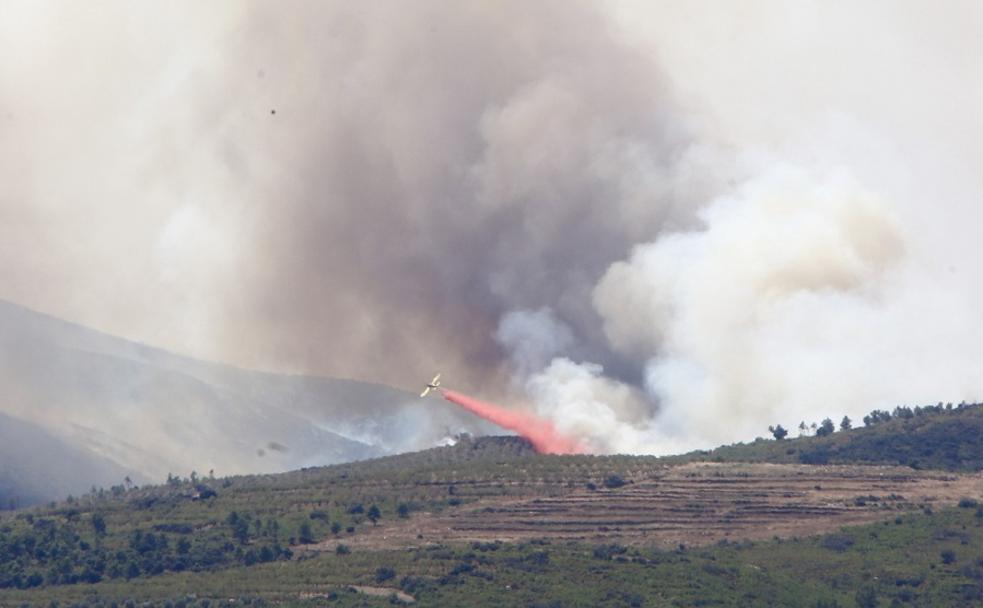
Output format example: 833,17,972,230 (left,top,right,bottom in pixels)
0,411,147,509
674,402,983,471
1,432,982,607
0,299,493,506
